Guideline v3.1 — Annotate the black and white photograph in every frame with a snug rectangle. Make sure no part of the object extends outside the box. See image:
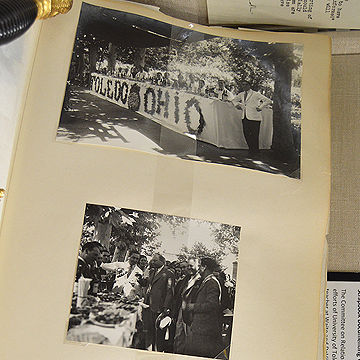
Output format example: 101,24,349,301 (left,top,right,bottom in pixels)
66,203,240,359
56,2,303,178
